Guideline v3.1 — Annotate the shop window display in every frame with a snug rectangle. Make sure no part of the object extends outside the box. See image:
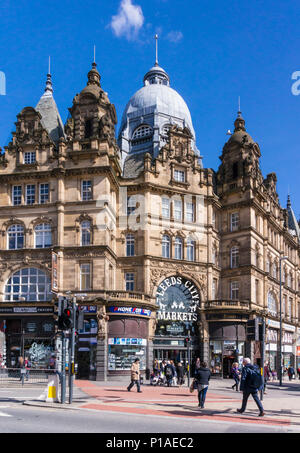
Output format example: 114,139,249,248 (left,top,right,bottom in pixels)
108,338,146,371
